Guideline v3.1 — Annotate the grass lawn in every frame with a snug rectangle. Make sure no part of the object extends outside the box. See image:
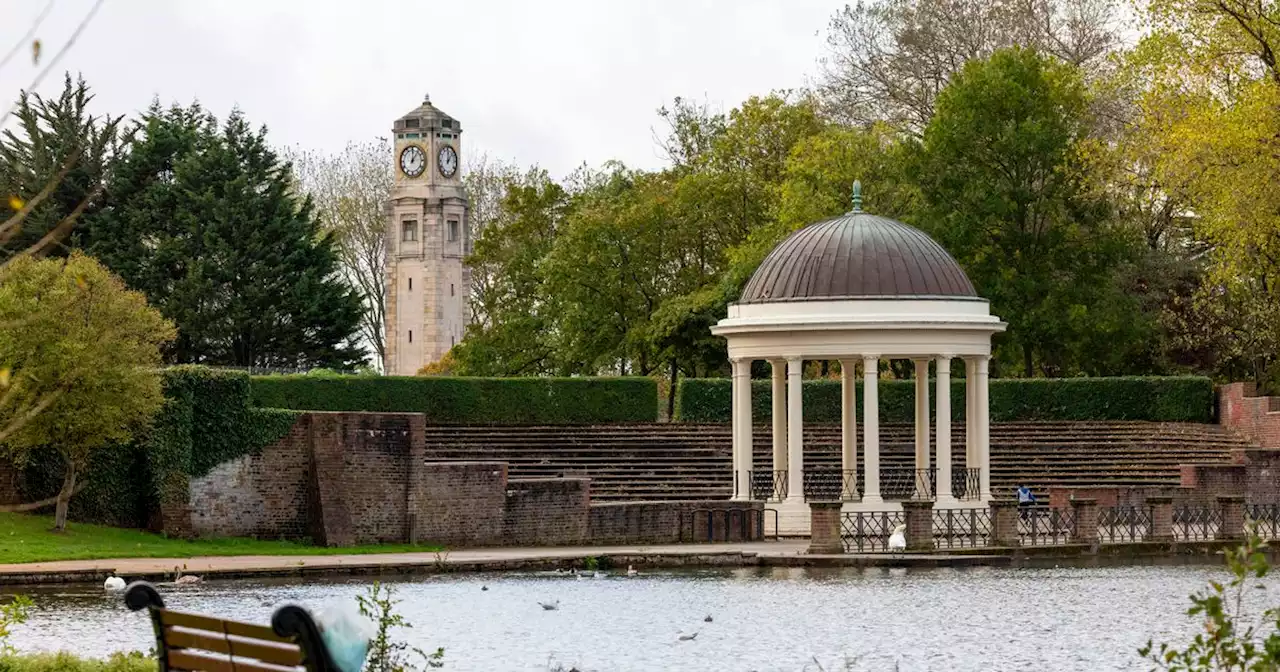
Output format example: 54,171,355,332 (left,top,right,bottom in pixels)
0,512,440,565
